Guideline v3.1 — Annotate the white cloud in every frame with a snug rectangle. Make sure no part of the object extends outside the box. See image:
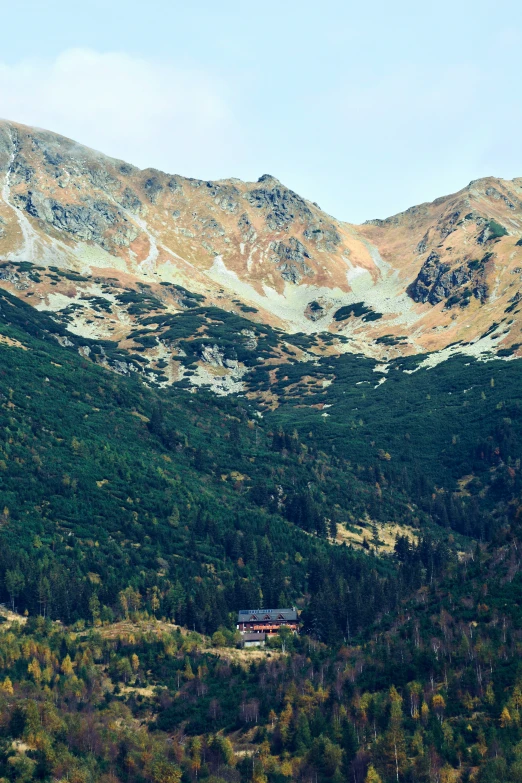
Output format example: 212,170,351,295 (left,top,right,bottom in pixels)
0,48,242,178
